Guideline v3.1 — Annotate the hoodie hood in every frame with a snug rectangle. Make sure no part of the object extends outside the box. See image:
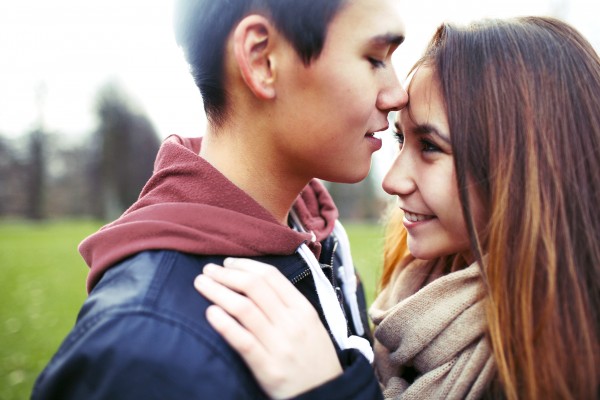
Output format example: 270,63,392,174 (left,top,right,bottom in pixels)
80,135,338,292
